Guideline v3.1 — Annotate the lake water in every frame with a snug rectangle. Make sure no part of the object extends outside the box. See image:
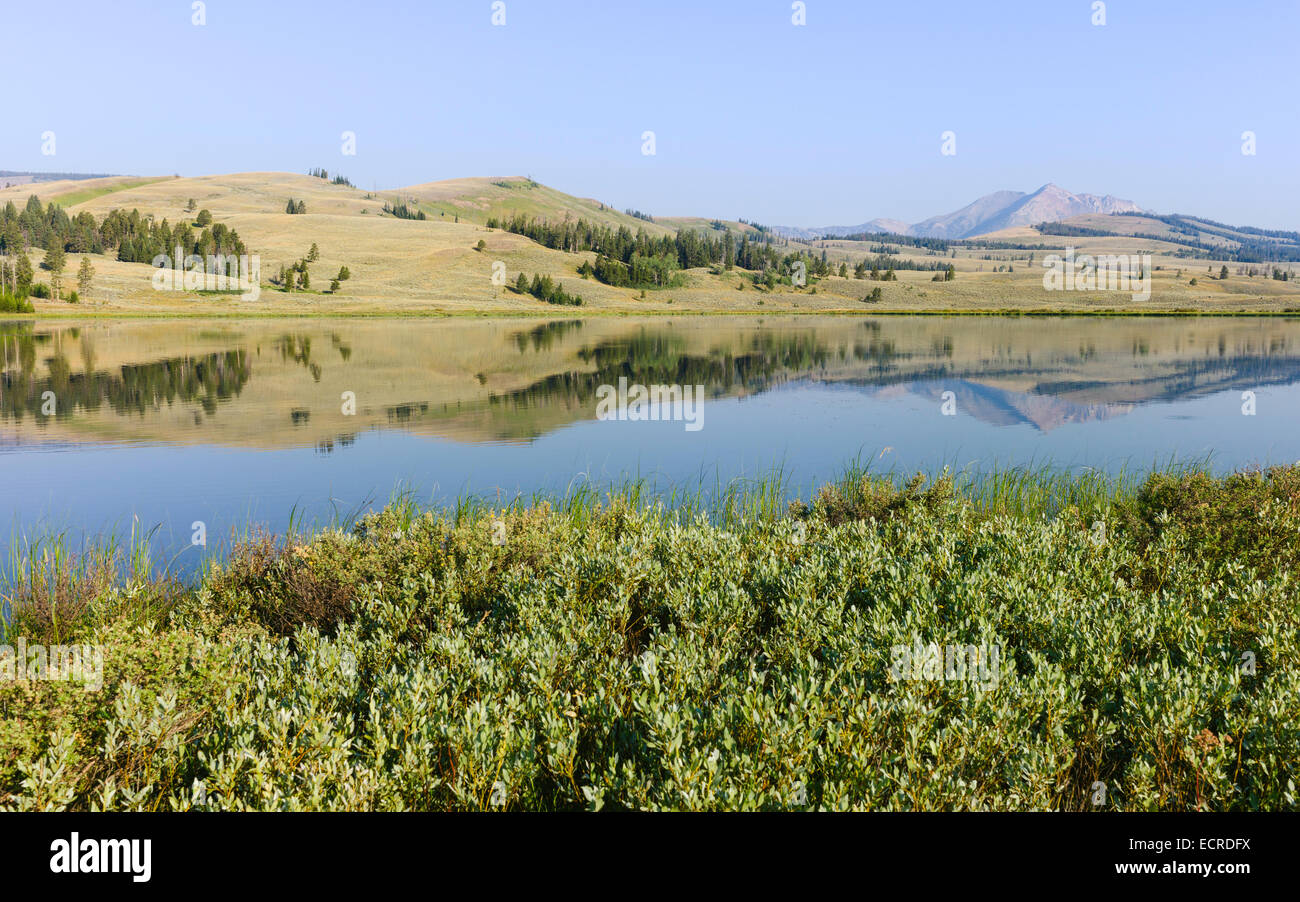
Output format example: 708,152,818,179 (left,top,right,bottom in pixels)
3,315,1299,566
